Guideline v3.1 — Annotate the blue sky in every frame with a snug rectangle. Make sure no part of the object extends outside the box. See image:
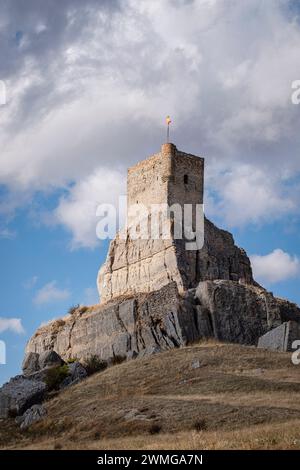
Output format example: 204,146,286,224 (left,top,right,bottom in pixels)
1,0,300,385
